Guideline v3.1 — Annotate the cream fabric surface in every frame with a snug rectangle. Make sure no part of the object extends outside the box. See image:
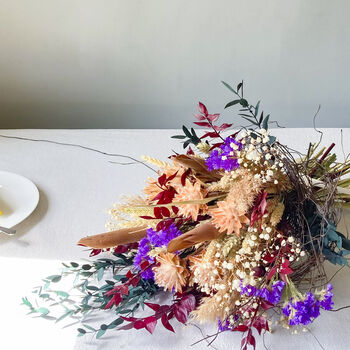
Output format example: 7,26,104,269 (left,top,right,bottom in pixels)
0,129,349,350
